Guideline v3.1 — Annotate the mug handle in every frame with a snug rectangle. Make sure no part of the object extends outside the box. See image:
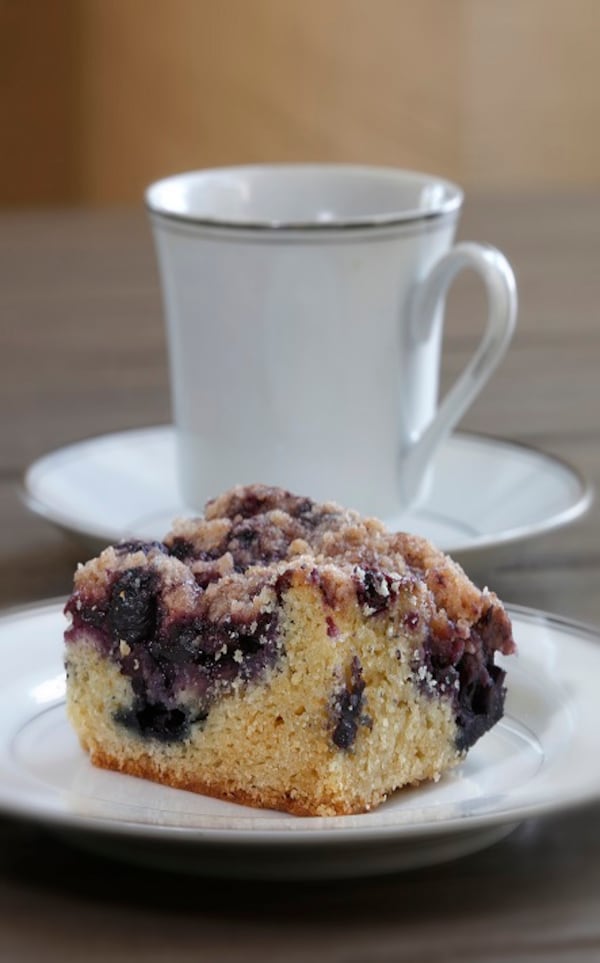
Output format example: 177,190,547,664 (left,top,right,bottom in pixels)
403,242,517,505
